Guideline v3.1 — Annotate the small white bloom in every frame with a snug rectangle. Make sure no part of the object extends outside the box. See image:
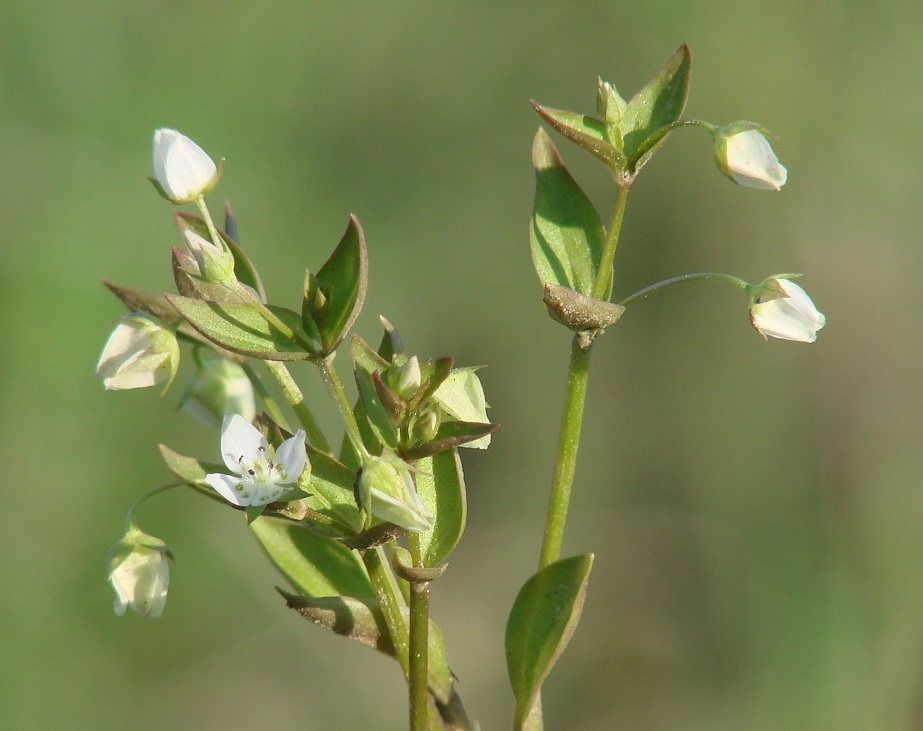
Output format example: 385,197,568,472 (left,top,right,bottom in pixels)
394,355,422,397
107,527,172,618
205,414,307,507
95,315,180,391
357,454,433,533
716,128,787,191
152,129,218,203
432,368,491,448
750,278,825,342
181,350,256,426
